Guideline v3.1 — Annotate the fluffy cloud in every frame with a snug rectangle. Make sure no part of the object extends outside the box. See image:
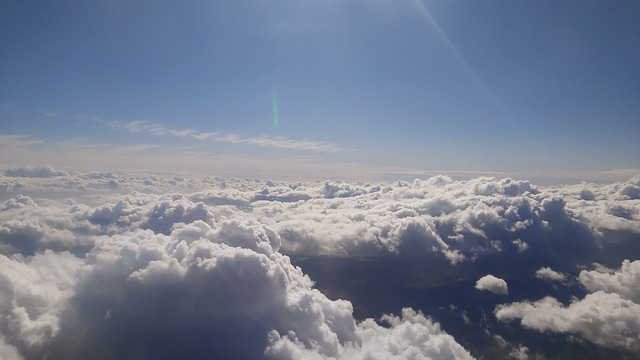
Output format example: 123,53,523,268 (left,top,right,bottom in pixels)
0,250,83,359
4,165,68,178
495,291,640,354
0,196,98,255
535,267,566,282
496,259,640,354
3,171,637,269
0,216,473,359
475,275,508,295
142,197,214,235
248,175,611,270
266,308,474,360
579,259,640,302
2,170,640,358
